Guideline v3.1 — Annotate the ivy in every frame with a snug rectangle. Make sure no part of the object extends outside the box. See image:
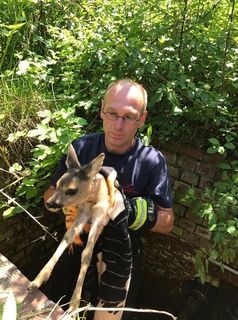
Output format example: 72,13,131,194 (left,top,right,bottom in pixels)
182,138,238,283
